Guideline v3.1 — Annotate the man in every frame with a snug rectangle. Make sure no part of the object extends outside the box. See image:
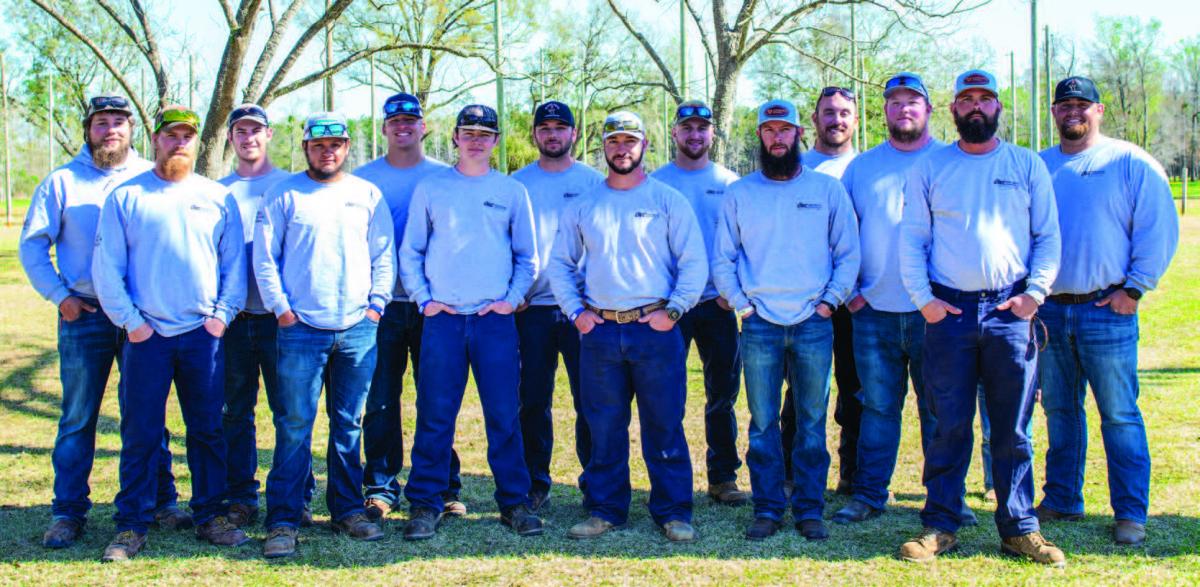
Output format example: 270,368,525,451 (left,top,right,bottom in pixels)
712,99,859,542
512,100,604,511
399,104,543,540
255,112,394,557
92,105,249,561
831,73,941,524
897,70,1065,566
549,111,706,543
649,100,746,507
1037,76,1178,546
355,92,465,521
20,94,186,549
216,103,310,529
